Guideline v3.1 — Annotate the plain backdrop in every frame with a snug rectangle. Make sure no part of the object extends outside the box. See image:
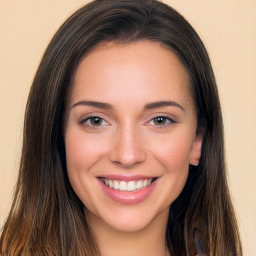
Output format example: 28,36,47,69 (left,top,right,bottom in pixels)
0,1,255,255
